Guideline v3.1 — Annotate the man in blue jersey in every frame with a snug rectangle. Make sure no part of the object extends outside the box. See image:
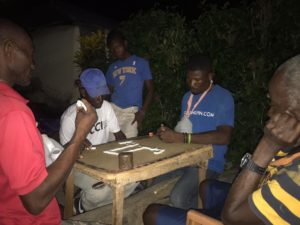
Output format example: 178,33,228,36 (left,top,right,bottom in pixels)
143,54,234,223
106,30,154,139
